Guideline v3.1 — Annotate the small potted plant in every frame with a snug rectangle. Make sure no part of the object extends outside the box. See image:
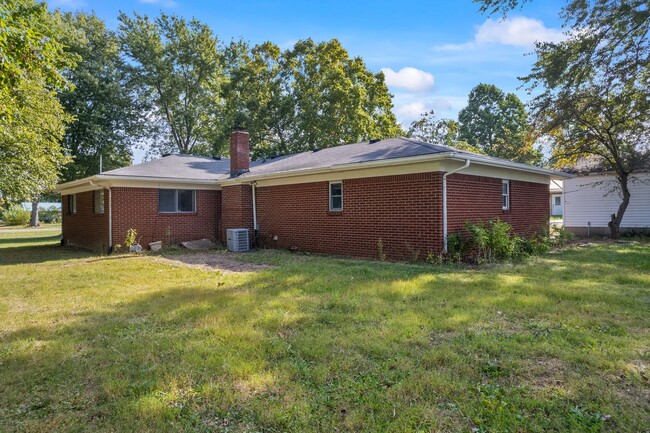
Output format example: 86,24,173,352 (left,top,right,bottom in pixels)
149,240,163,252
